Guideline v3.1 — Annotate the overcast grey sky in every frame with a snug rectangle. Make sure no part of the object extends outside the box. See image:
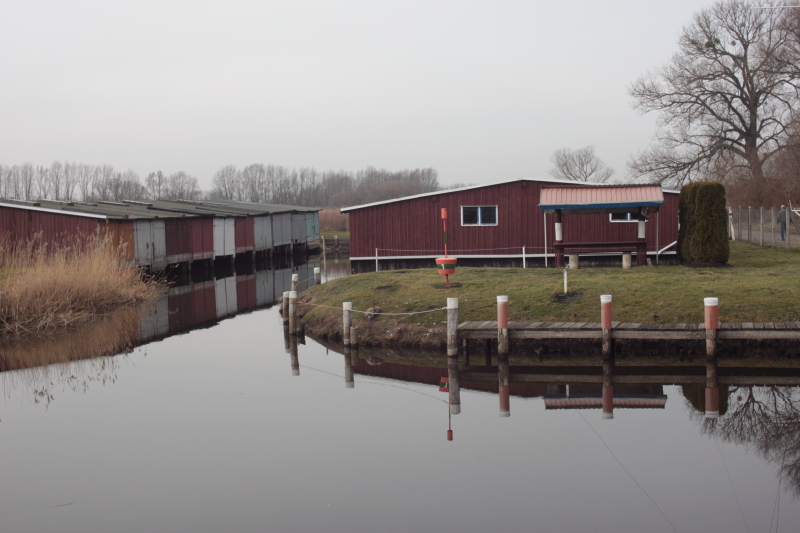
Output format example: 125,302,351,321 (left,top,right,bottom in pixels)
1,1,704,188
